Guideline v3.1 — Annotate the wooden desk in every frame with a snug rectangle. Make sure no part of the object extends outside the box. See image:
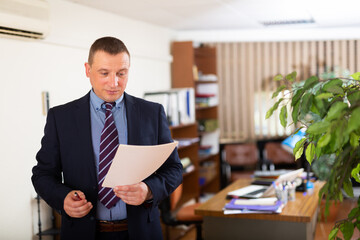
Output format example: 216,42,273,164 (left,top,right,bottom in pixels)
195,179,324,240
